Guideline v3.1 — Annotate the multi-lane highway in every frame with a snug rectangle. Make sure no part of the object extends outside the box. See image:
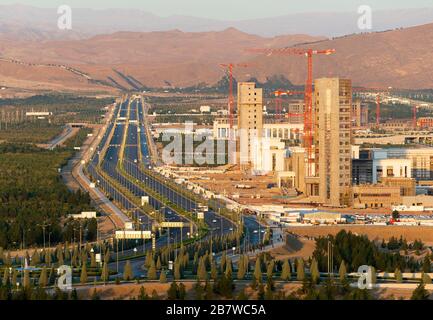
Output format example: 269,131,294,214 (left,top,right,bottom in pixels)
85,96,263,266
